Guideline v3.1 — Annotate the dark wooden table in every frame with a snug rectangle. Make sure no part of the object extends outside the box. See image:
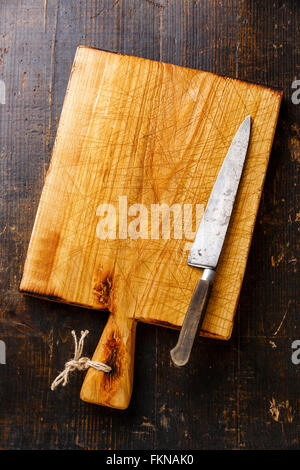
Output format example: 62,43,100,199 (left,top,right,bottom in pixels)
0,0,299,450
